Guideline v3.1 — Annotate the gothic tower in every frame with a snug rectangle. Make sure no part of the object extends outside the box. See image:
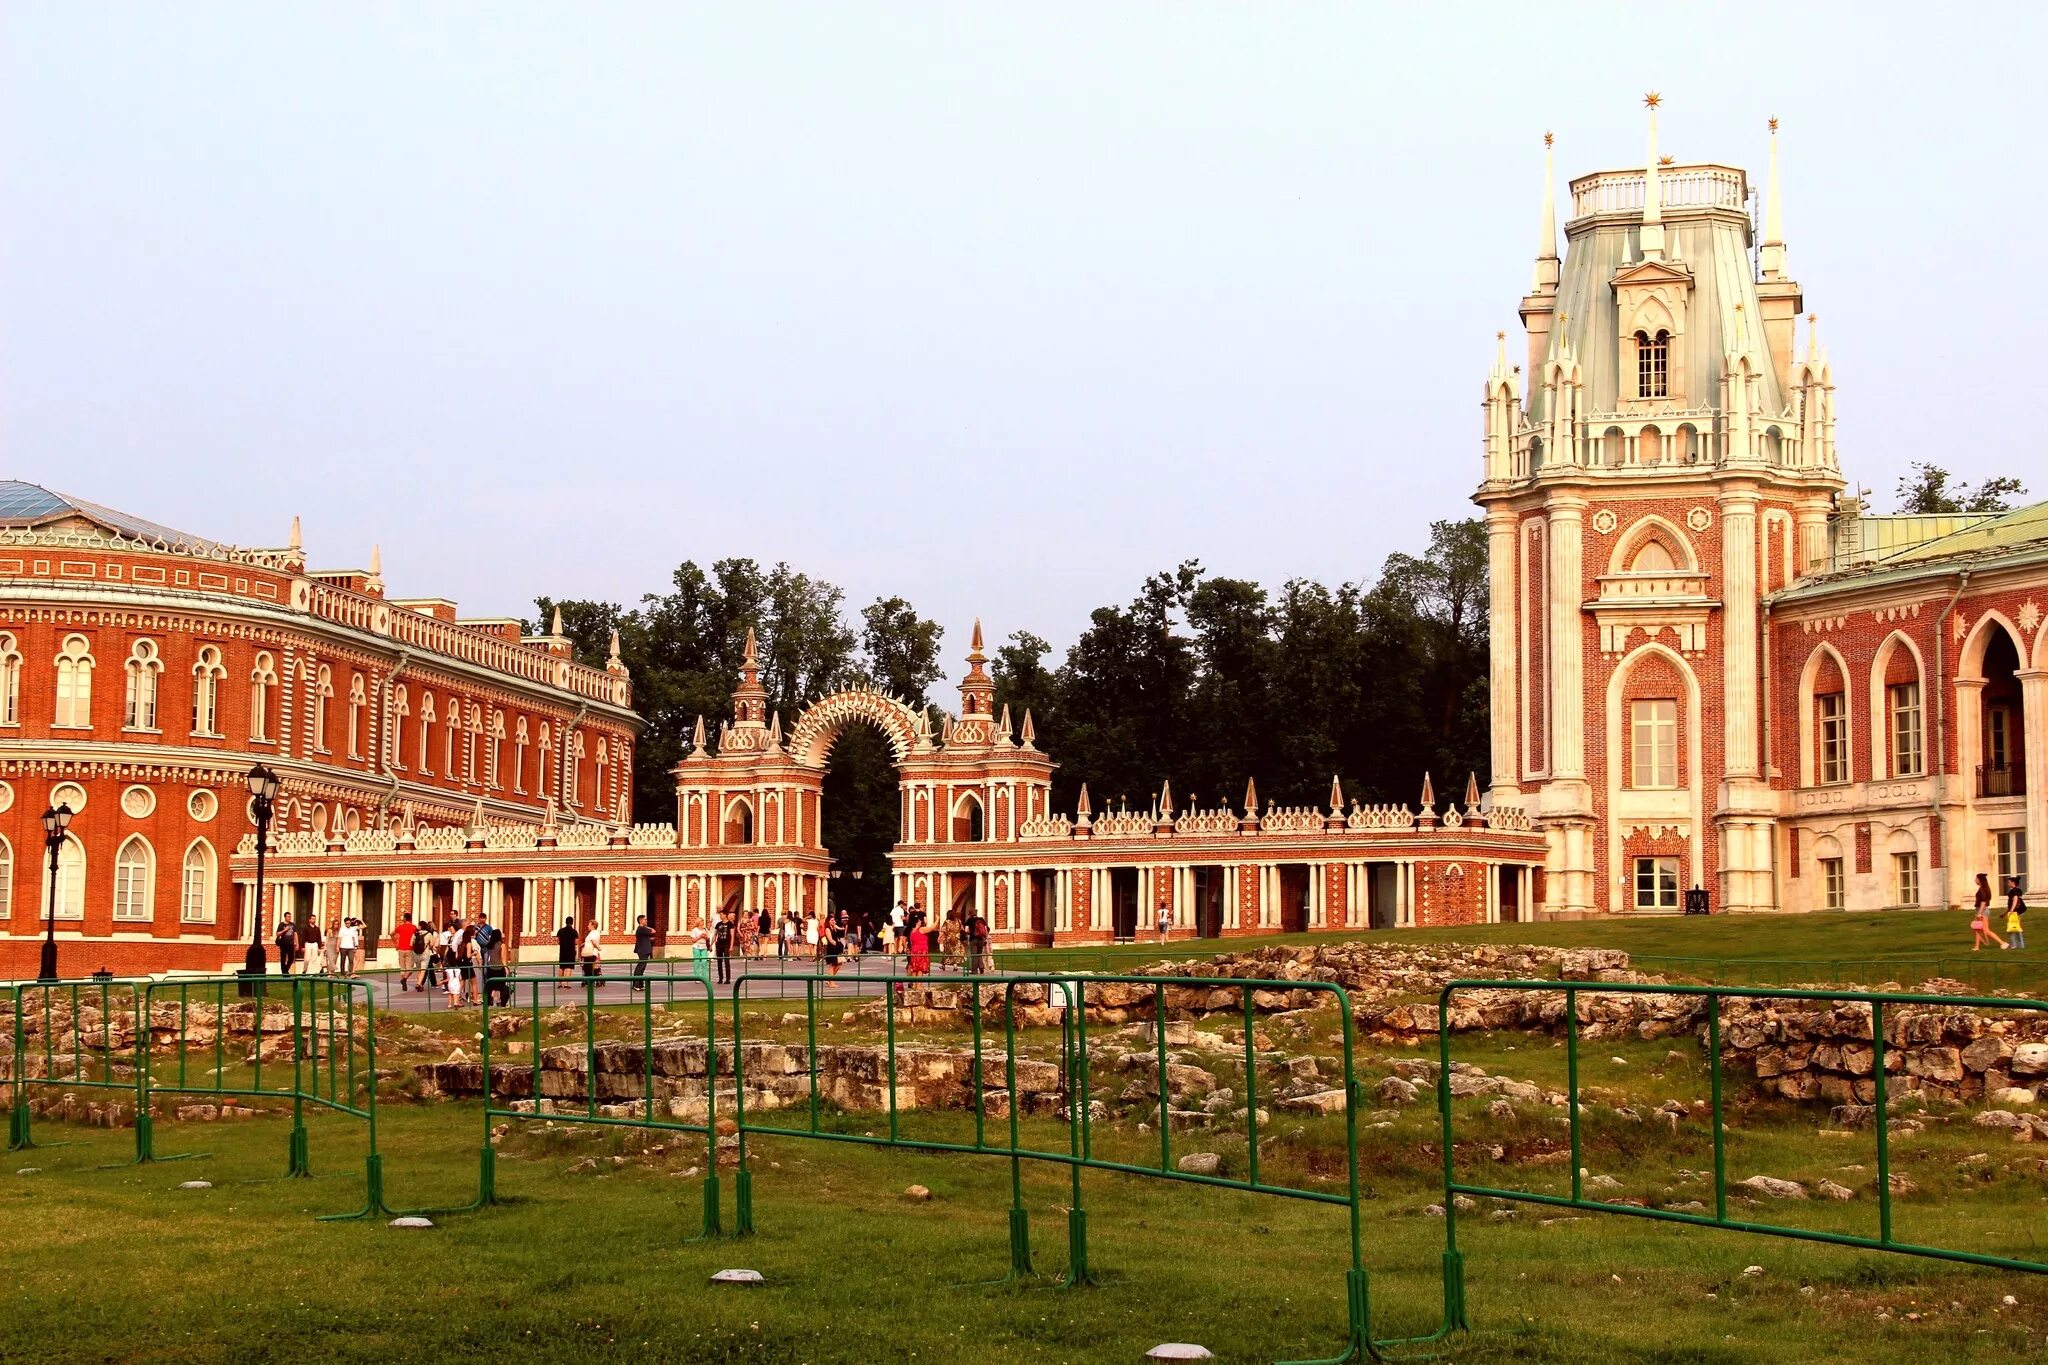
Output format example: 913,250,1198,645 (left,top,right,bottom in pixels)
1475,101,1842,916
